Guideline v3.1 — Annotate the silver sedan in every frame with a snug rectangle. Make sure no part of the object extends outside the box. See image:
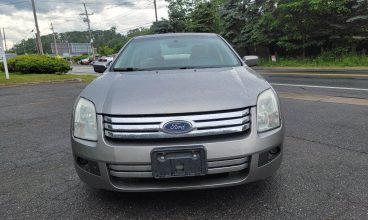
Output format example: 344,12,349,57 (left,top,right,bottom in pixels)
71,33,284,192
